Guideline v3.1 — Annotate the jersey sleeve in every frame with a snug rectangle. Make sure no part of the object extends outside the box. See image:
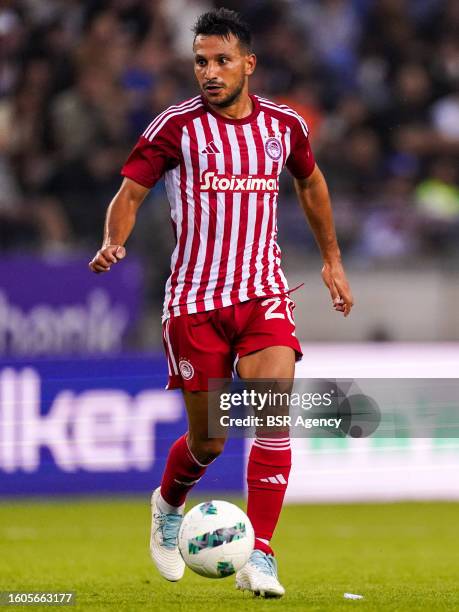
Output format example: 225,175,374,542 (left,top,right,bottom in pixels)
286,118,316,179
121,119,180,189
